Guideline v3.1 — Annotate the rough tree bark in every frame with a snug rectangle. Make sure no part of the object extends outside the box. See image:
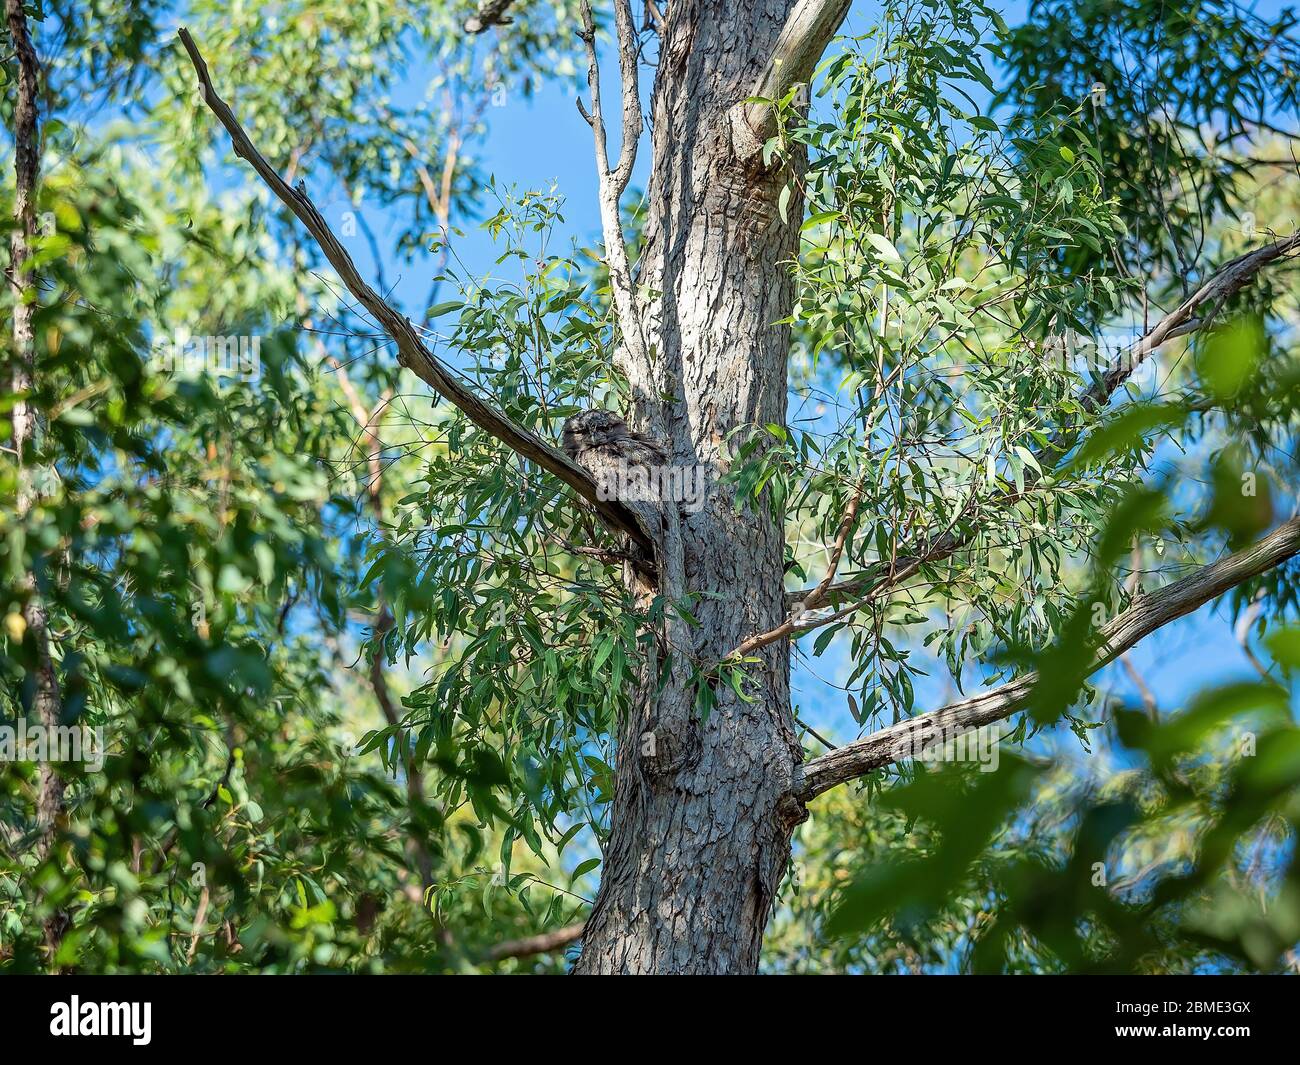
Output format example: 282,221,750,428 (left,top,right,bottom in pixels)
572,1,829,974
181,0,860,975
